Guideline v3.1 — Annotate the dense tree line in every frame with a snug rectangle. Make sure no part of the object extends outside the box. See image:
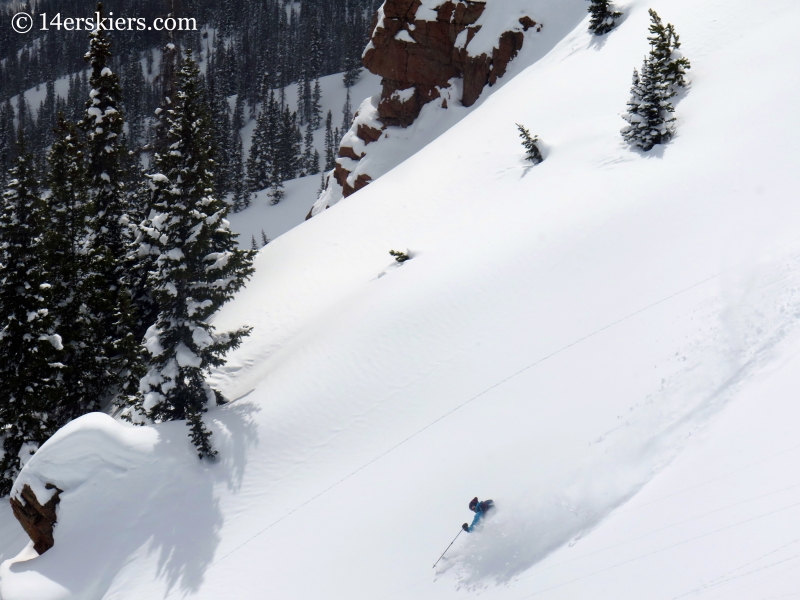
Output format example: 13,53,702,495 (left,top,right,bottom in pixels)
0,0,378,199
0,10,255,495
